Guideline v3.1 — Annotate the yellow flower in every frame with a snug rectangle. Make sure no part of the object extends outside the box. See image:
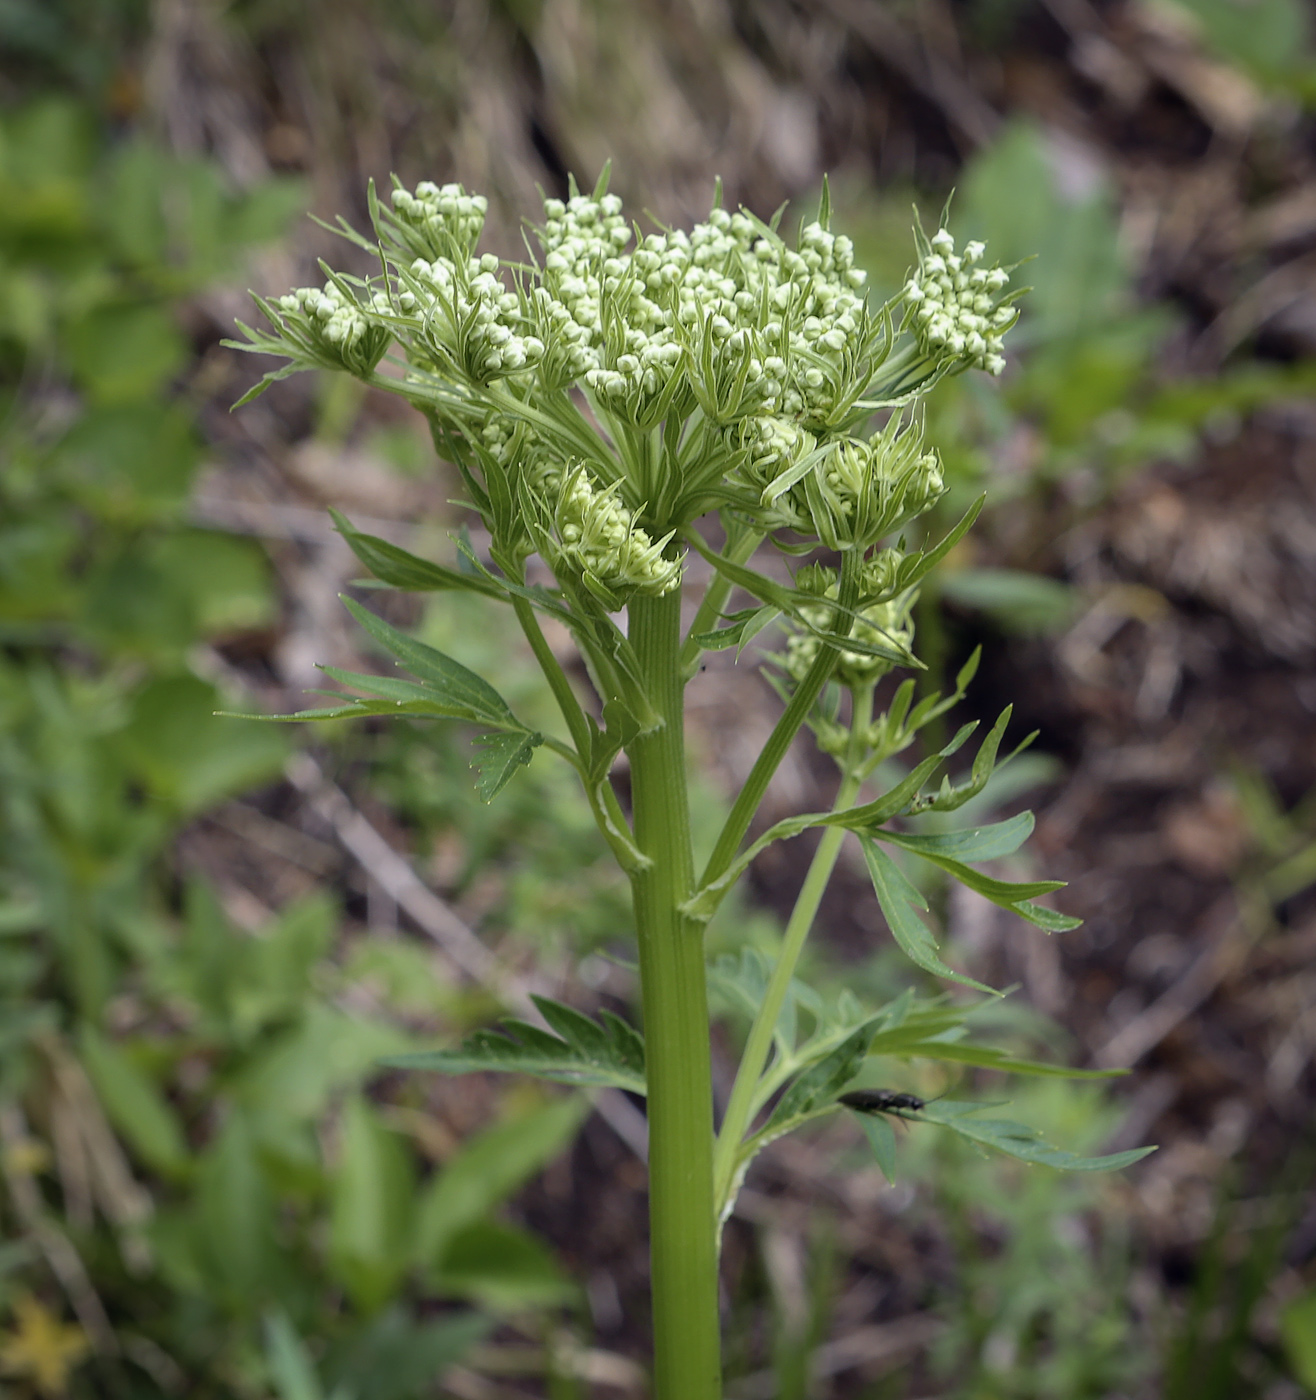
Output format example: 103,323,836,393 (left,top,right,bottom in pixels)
0,1296,90,1397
